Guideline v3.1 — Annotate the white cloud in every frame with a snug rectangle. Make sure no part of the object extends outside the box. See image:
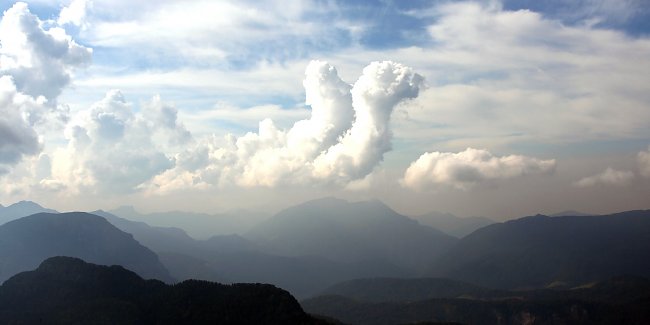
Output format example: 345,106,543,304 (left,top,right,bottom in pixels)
83,0,347,65
389,1,650,150
401,148,556,190
574,167,634,187
50,90,185,194
144,60,423,193
58,0,92,28
0,2,92,102
0,2,91,175
638,146,650,178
